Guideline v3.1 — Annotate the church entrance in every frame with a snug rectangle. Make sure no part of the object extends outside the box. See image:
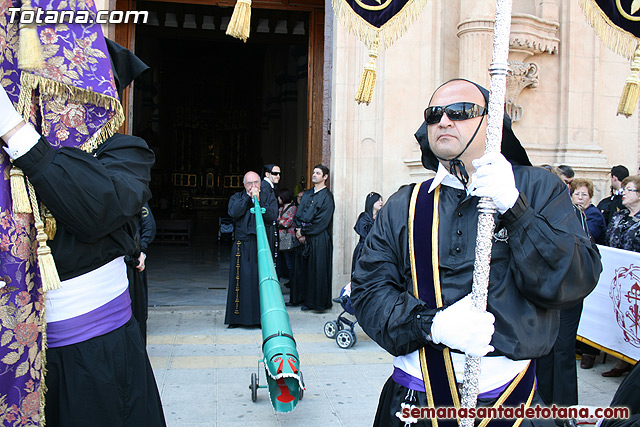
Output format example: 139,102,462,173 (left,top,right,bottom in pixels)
114,0,325,244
